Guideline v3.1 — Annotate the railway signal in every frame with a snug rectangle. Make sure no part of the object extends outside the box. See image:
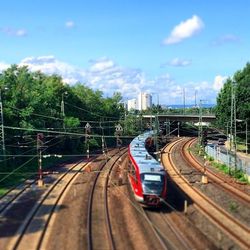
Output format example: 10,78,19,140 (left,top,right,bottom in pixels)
114,124,123,148
37,133,45,186
85,123,92,160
